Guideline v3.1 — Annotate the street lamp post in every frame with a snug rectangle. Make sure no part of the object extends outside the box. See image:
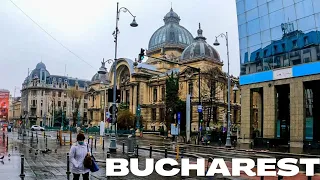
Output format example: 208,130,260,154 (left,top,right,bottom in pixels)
110,2,138,152
214,32,232,148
